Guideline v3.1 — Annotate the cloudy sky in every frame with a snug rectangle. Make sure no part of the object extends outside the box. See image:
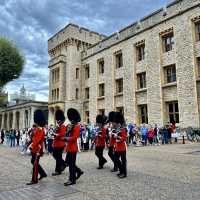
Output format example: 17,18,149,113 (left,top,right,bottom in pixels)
0,0,172,101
